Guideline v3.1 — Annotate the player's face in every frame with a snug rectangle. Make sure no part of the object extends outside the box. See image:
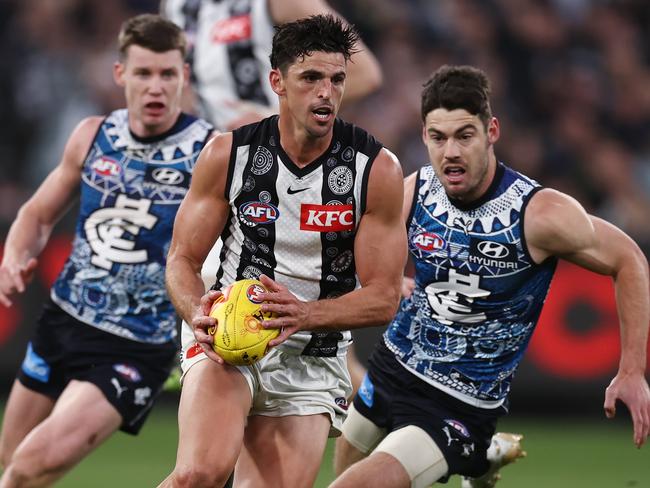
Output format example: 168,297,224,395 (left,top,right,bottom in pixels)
114,45,188,137
422,108,500,202
271,51,346,139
